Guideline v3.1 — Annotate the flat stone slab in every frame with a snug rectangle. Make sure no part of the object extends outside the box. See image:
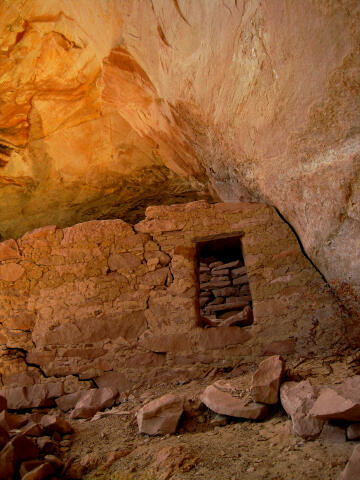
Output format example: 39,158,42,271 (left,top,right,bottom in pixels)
205,298,251,313
200,384,268,420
